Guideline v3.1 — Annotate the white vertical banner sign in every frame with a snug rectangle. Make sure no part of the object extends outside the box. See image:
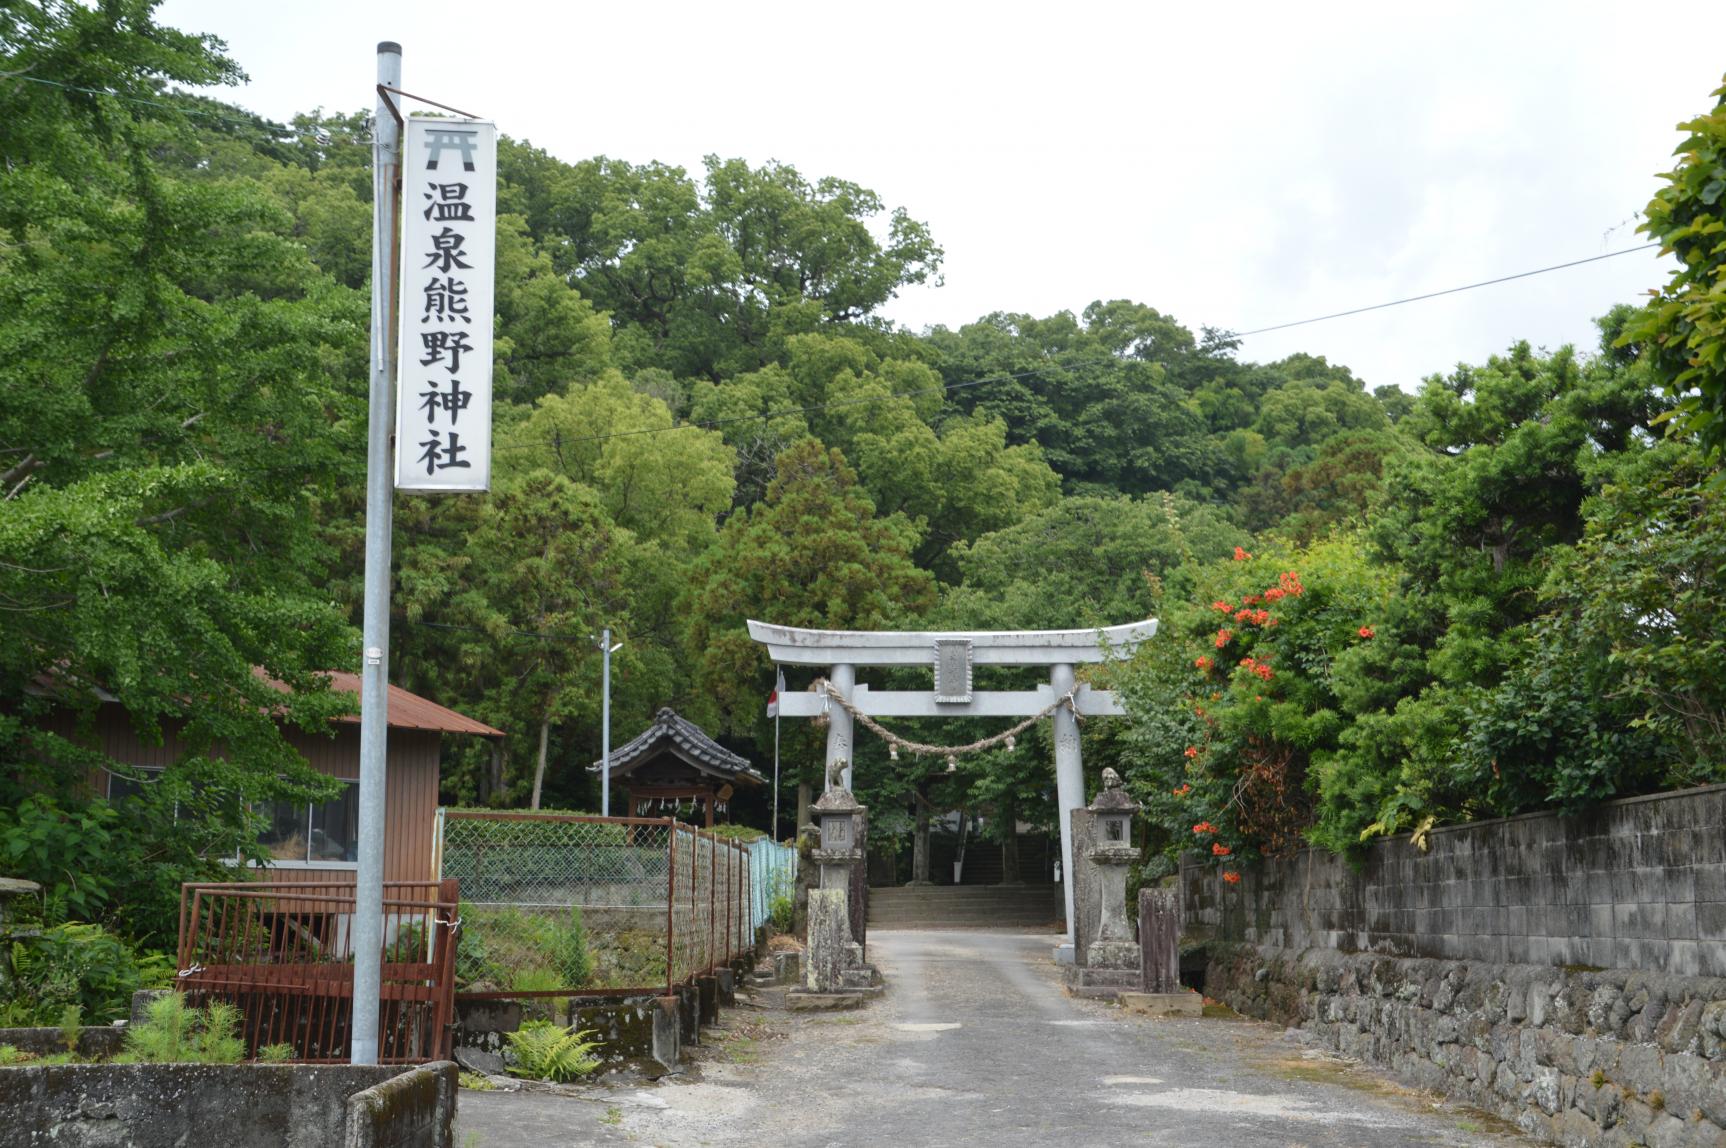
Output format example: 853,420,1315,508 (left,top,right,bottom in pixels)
395,116,497,492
